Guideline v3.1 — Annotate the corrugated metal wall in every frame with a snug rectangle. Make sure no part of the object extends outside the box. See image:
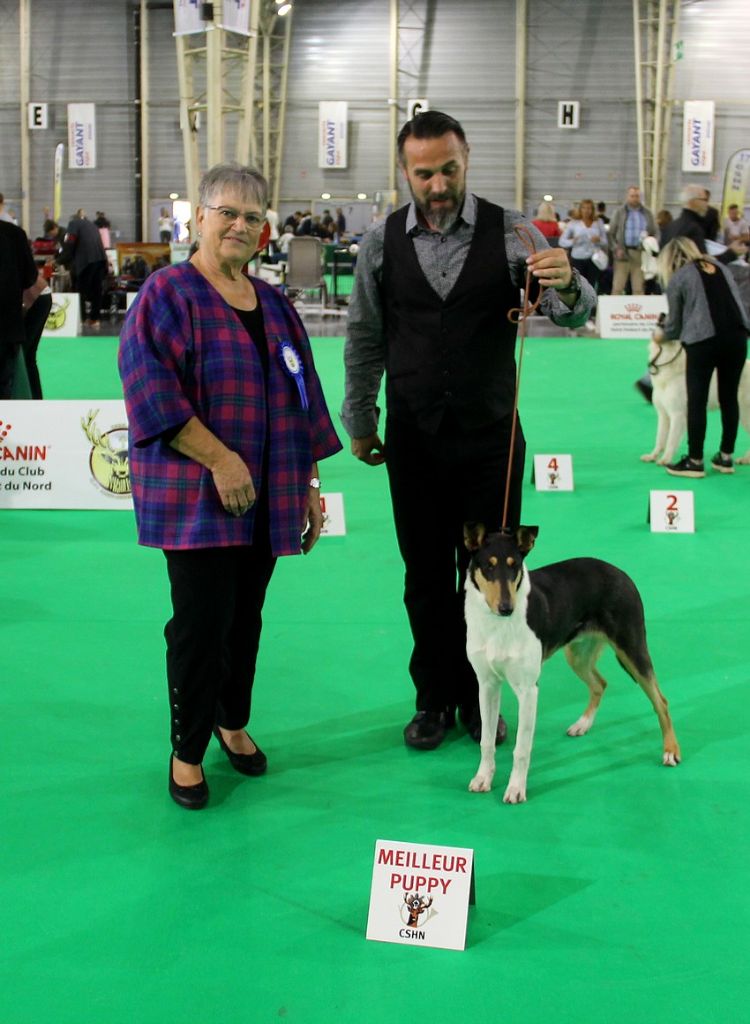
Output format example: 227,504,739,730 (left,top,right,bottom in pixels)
525,0,640,215
0,0,748,238
0,0,137,236
667,0,750,208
